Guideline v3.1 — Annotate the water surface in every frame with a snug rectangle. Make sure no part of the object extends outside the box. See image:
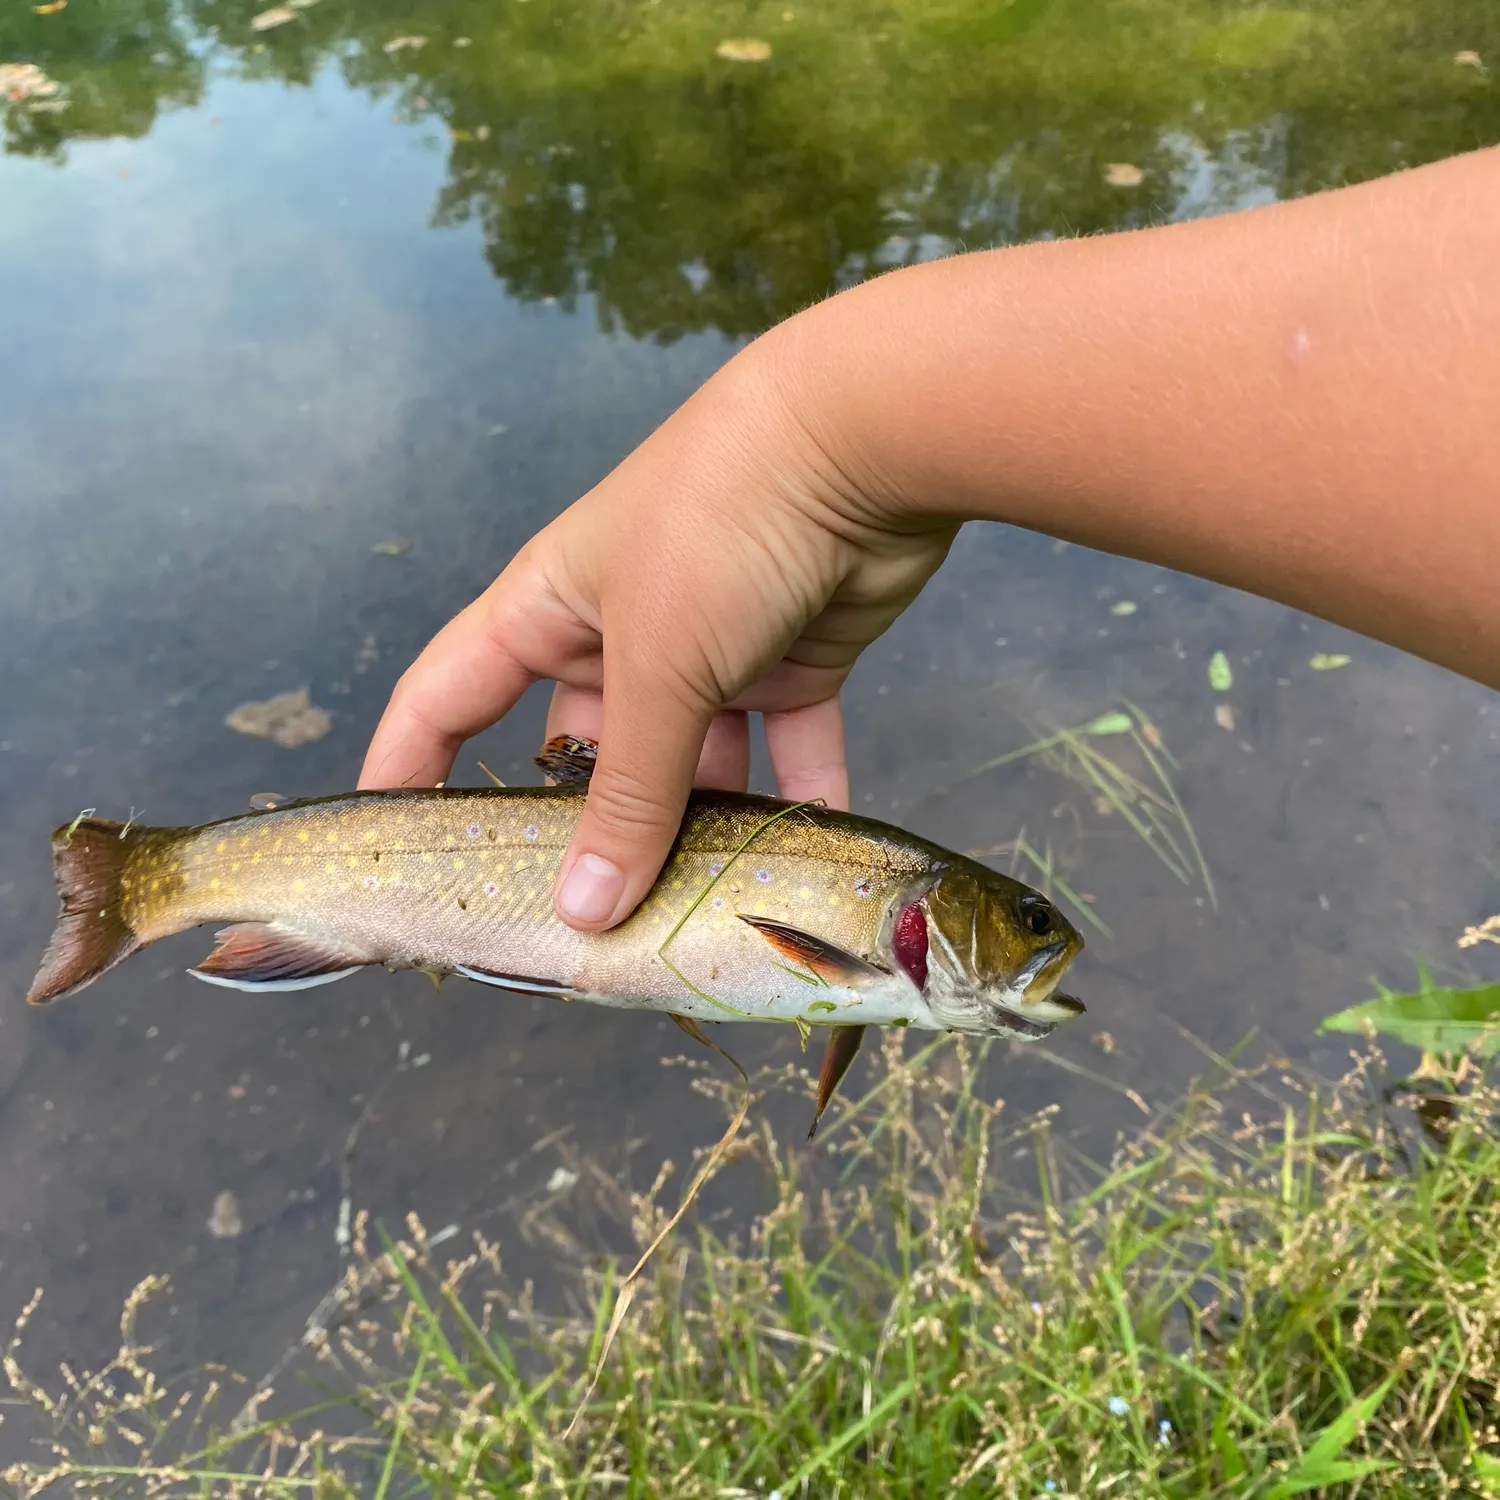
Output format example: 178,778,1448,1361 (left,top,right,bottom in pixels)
1,0,1498,1404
